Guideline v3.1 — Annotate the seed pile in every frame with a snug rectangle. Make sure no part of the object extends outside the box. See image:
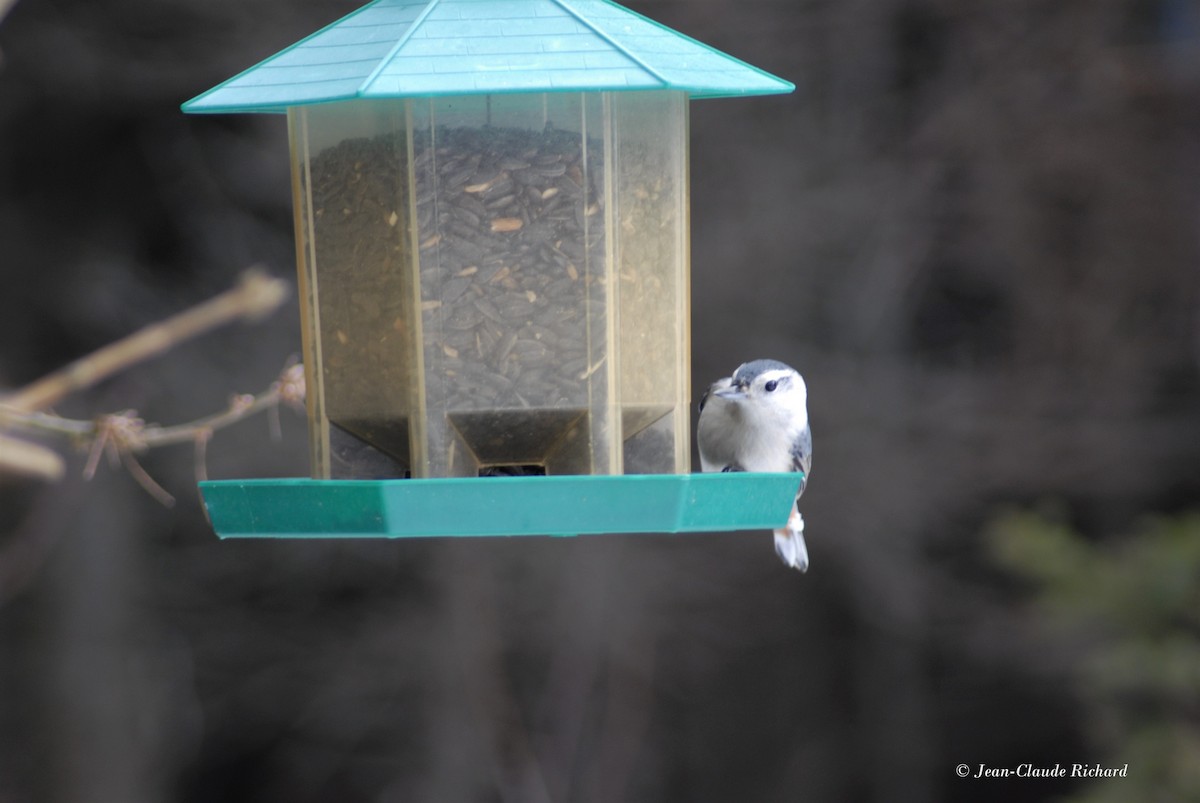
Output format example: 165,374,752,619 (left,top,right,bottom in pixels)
417,125,607,412
310,123,607,419
309,122,684,475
